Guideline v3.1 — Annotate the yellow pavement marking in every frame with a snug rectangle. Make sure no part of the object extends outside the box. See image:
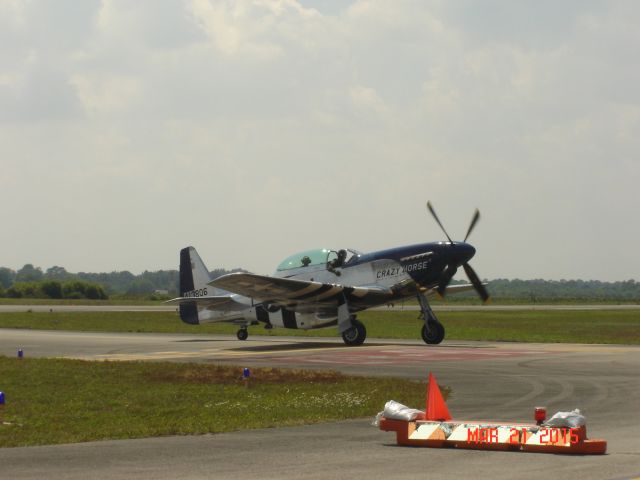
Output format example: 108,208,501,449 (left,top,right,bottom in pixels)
219,346,355,356
63,344,378,362
66,342,638,363
91,351,209,360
